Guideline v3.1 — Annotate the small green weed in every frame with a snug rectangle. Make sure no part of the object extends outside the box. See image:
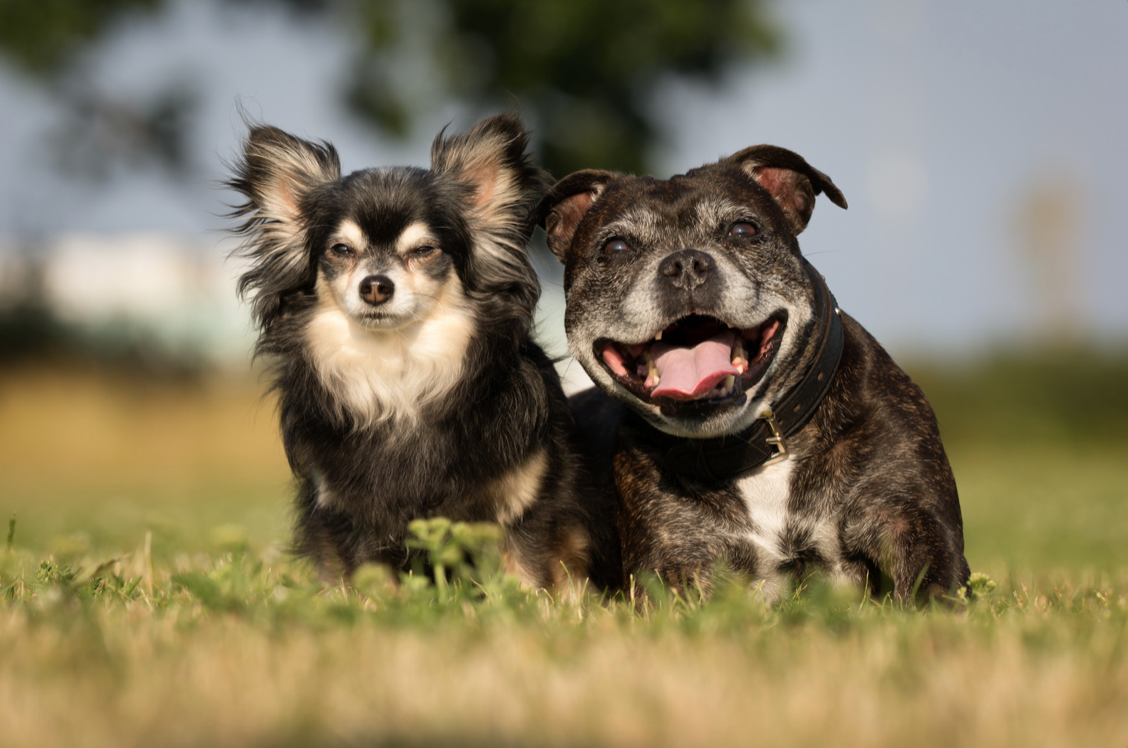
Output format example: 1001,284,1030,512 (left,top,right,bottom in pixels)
404,517,504,596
